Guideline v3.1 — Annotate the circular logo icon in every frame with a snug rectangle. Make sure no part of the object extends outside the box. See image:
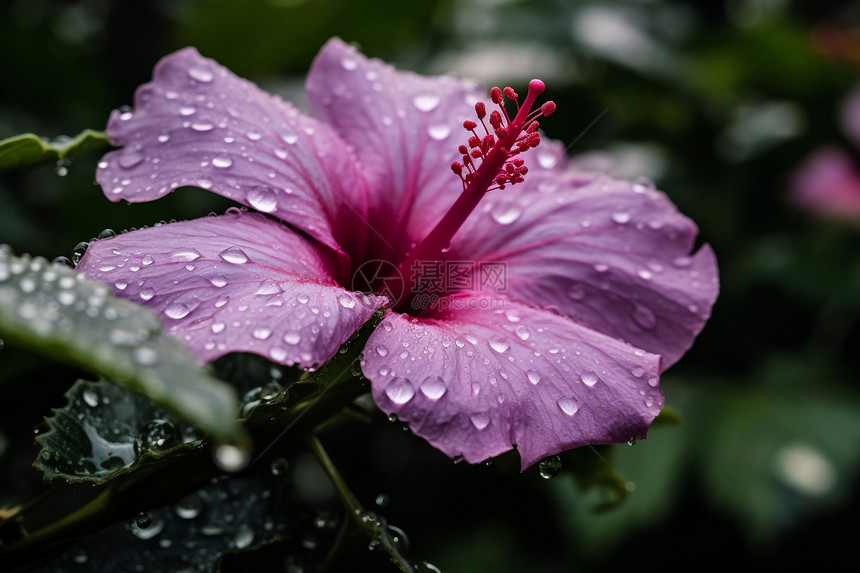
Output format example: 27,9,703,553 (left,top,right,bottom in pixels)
351,259,403,305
